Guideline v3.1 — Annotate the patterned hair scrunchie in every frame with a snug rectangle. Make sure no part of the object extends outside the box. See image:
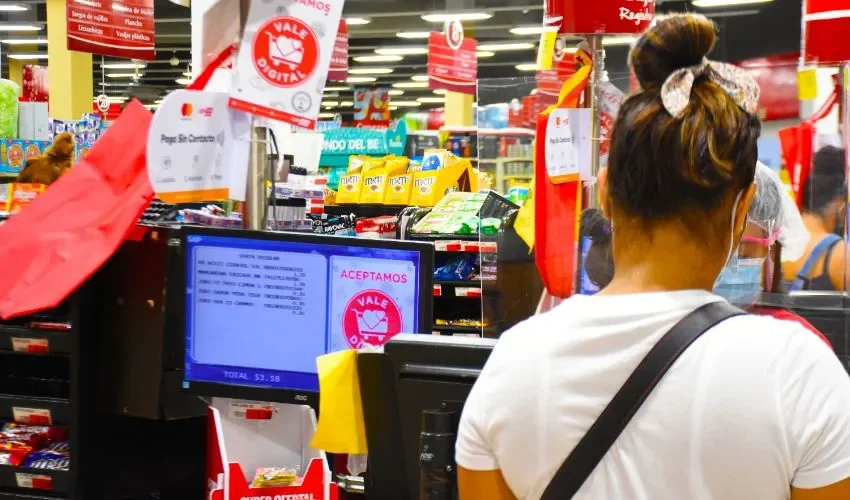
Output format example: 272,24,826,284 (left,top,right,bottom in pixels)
660,58,760,118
